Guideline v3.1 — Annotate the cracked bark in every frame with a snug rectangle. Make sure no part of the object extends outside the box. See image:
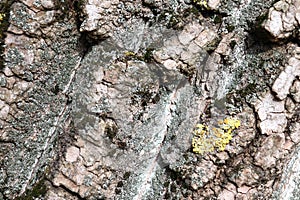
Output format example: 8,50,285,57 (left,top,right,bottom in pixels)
1,0,300,200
